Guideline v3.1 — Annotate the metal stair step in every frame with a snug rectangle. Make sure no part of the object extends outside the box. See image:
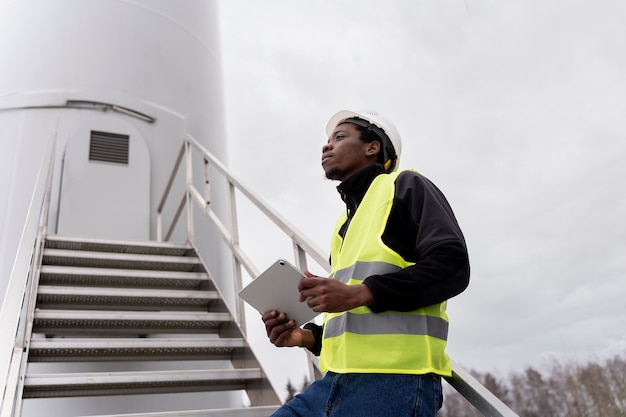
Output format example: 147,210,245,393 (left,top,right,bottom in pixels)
33,310,233,335
23,368,265,398
42,249,202,272
36,286,220,311
79,405,280,417
46,235,193,257
39,265,210,289
28,337,248,362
